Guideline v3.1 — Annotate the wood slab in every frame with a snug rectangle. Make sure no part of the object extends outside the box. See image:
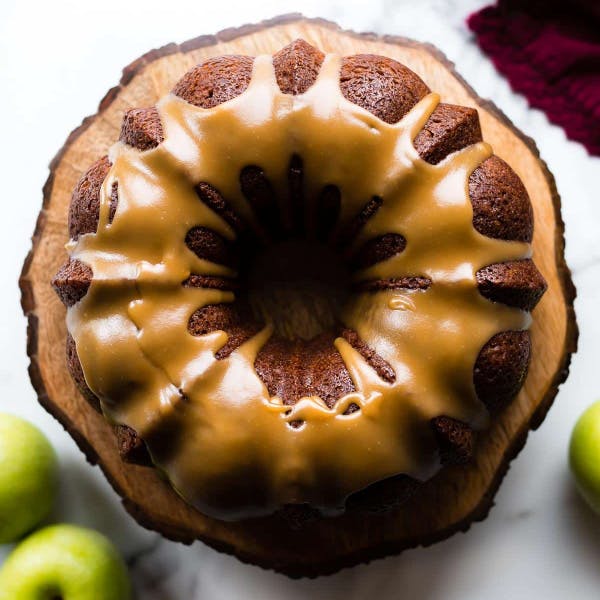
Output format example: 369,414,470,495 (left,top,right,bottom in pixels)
19,14,577,577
